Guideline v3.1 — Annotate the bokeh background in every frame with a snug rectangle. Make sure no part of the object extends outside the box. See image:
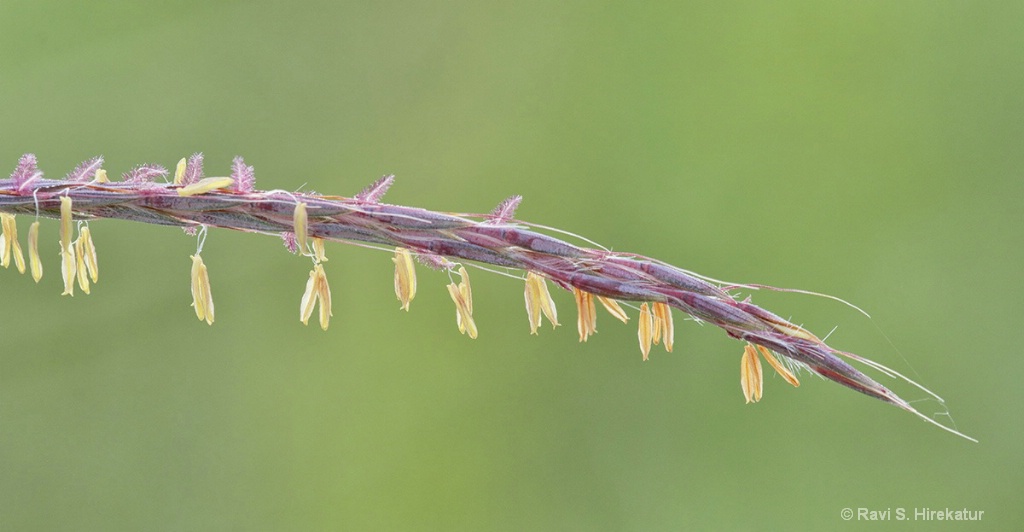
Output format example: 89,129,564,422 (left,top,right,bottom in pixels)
1,1,1020,530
